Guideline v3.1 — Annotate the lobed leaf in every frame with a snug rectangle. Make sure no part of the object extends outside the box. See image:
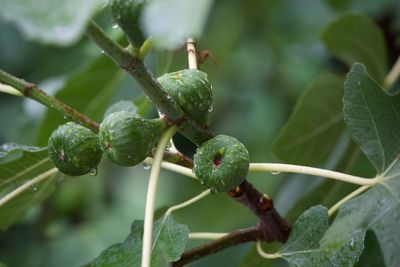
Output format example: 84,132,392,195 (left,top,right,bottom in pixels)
343,63,400,173
322,158,400,267
278,205,365,267
88,215,189,266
